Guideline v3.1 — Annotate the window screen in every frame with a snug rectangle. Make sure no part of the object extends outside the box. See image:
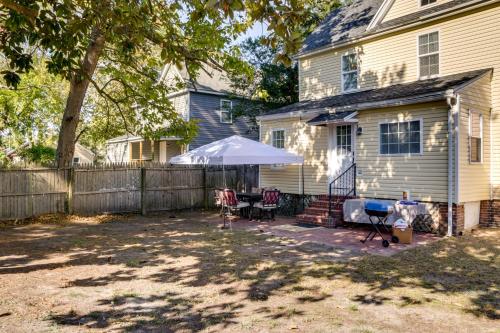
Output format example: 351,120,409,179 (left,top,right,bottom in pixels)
380,120,421,154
